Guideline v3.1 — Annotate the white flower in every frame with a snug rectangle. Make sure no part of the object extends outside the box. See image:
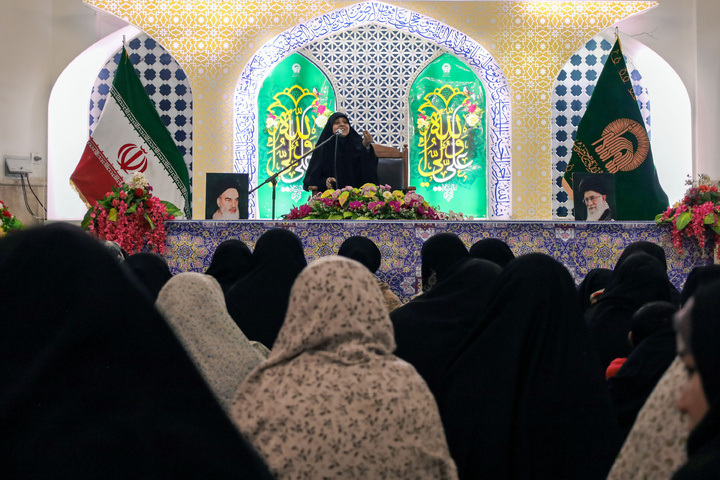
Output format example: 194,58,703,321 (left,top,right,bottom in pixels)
466,113,480,127
315,115,328,128
383,191,393,200
130,172,149,189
